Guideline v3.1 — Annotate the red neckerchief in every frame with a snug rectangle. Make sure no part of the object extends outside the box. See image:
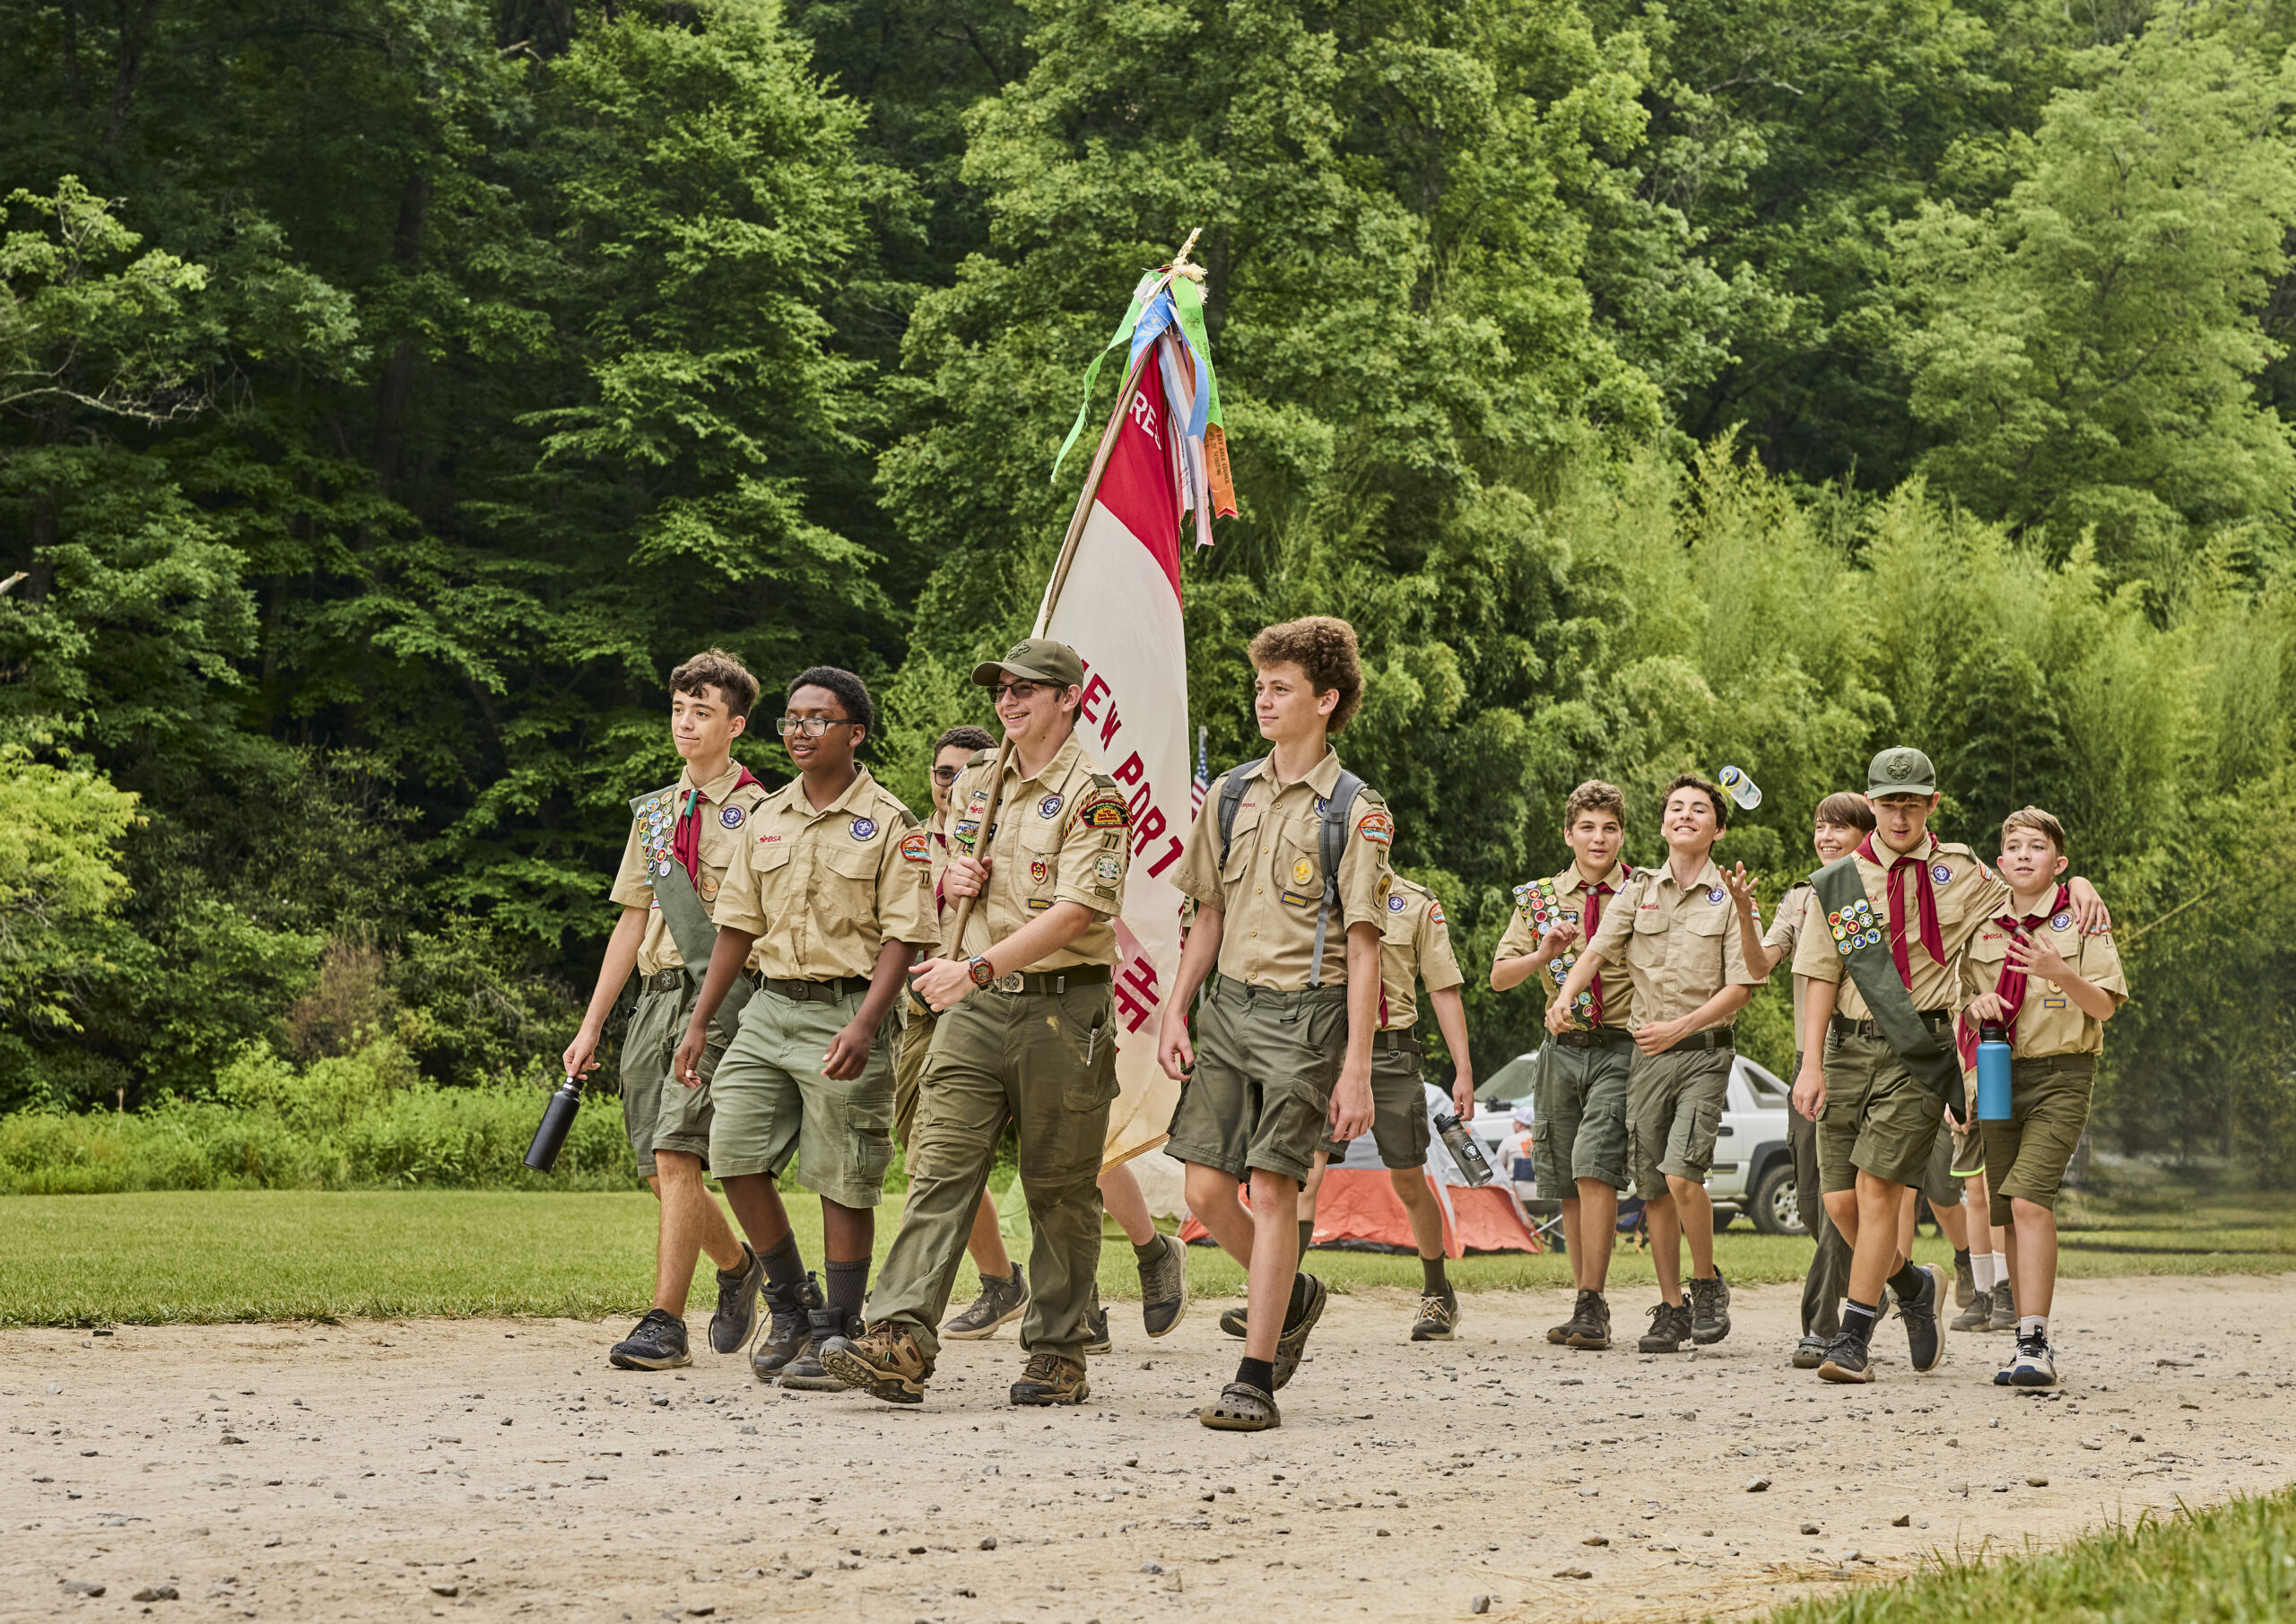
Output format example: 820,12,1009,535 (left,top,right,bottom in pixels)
672,765,763,886
1584,873,1620,1025
1857,830,1946,988
1954,882,2071,1070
